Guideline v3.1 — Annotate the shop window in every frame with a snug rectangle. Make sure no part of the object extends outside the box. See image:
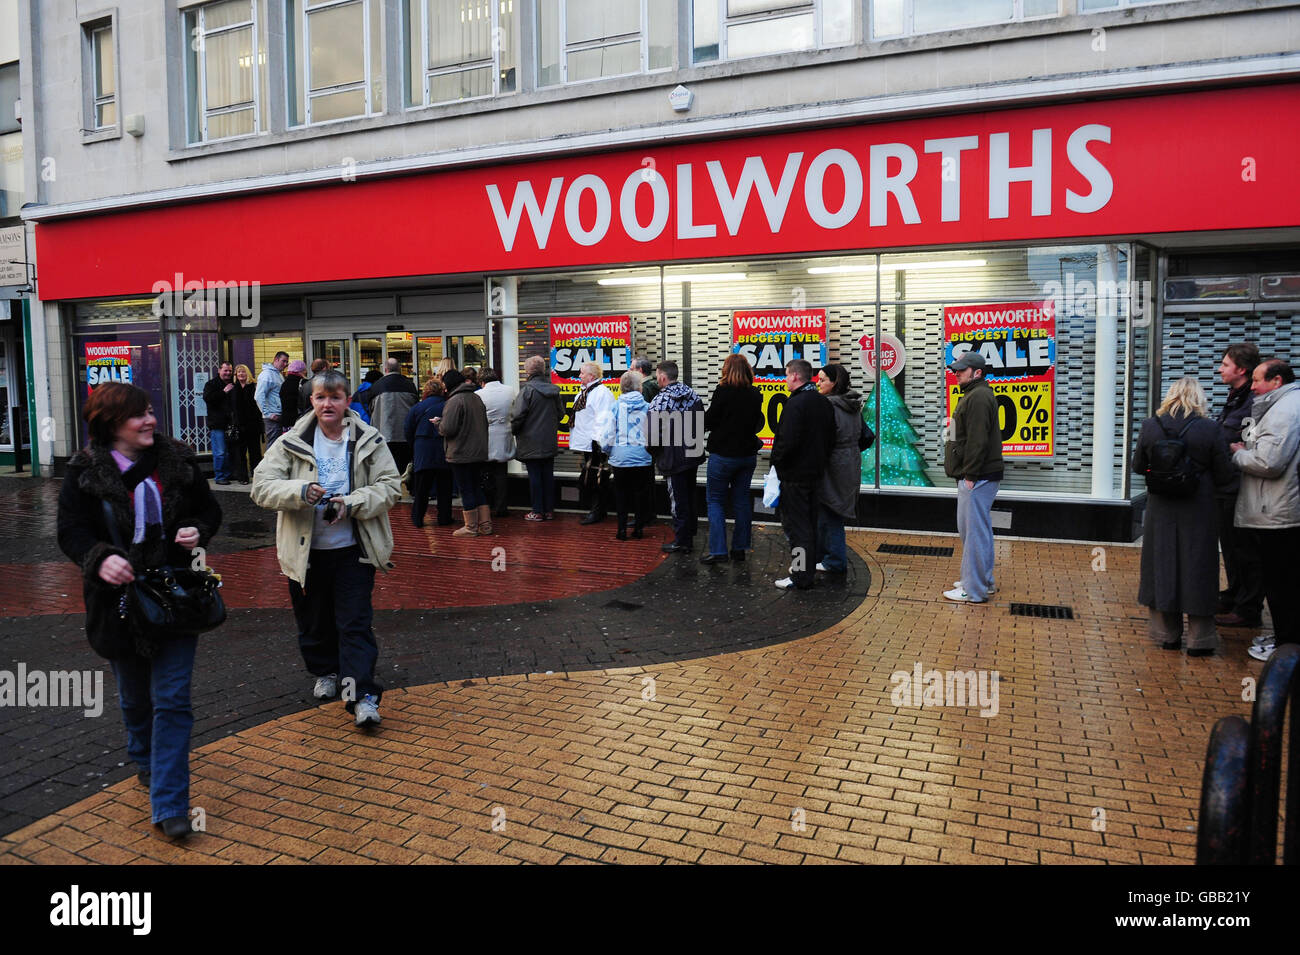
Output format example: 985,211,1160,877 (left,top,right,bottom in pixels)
287,0,383,126
184,0,269,143
404,0,518,106
77,18,118,136
537,0,673,87
1163,276,1250,302
871,0,1057,39
693,0,852,63
0,130,20,218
